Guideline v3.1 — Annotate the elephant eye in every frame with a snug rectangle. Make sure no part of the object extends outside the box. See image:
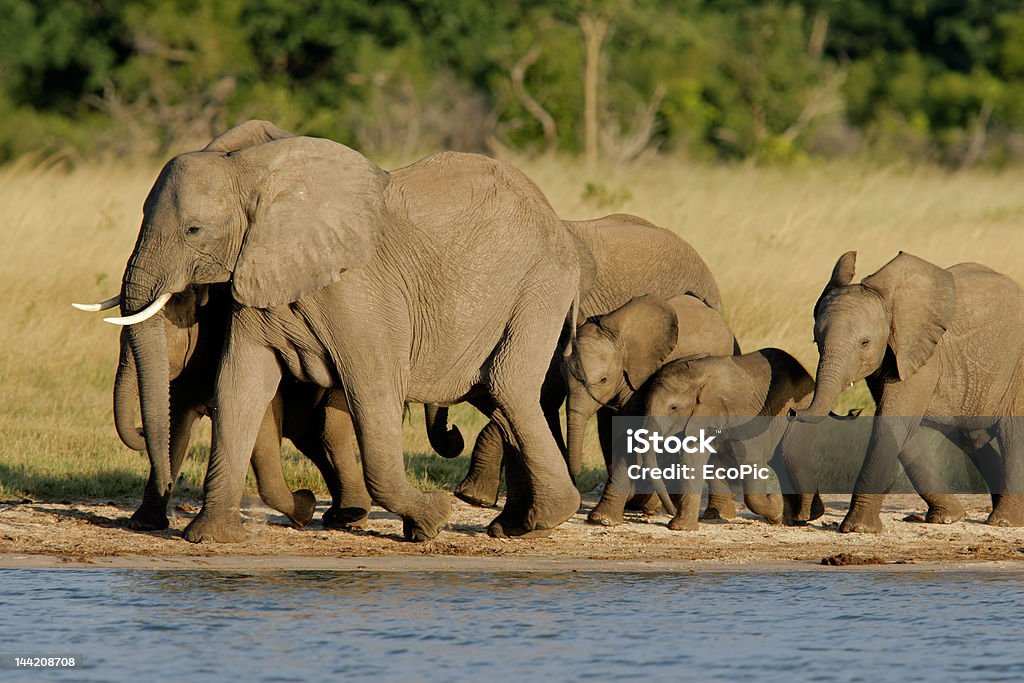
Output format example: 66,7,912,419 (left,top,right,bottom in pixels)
597,376,608,385
186,225,202,236
860,338,870,347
